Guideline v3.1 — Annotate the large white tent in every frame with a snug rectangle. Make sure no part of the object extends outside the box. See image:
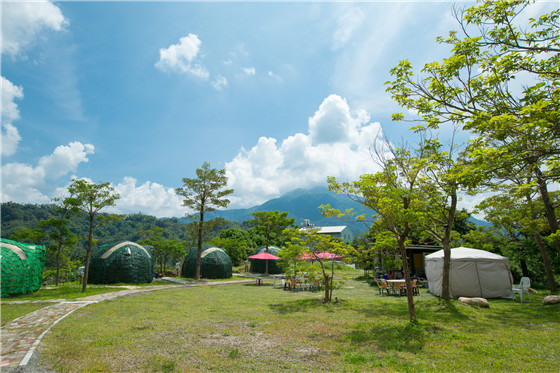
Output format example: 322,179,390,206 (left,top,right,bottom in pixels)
425,247,515,299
